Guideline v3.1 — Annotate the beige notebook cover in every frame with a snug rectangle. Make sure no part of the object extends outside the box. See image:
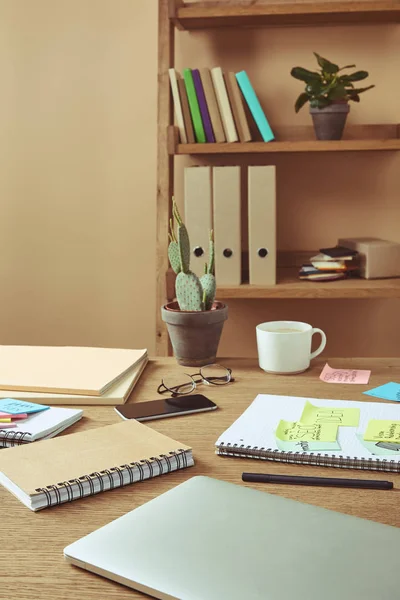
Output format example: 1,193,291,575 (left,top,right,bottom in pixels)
225,72,252,143
177,76,195,144
199,67,226,143
211,67,238,143
0,356,148,406
184,167,213,277
0,420,192,499
213,166,241,286
248,166,276,285
0,346,147,396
